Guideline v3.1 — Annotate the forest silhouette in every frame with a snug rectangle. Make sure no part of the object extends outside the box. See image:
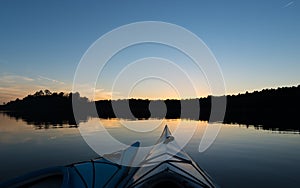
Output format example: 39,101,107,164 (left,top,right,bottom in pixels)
0,85,299,131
